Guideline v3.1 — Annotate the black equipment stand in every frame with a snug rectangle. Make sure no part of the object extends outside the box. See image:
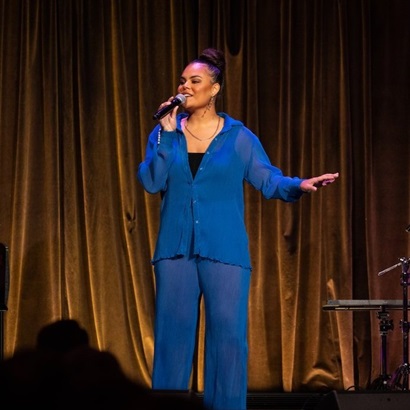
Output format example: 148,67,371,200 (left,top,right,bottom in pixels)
369,305,394,389
322,299,406,390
